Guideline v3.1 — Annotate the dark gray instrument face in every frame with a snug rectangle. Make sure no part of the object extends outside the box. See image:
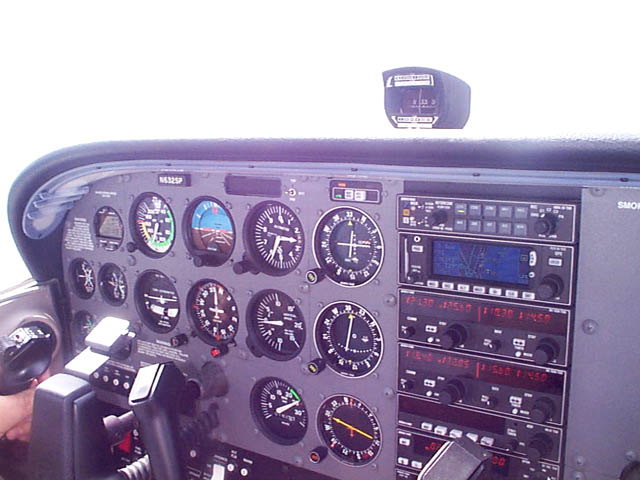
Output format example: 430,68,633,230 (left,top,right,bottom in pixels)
245,201,305,275
135,270,180,333
247,289,305,360
131,193,176,257
188,279,239,345
94,206,124,251
314,207,384,287
250,377,308,445
317,394,382,466
99,263,127,305
314,301,384,378
70,258,96,299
